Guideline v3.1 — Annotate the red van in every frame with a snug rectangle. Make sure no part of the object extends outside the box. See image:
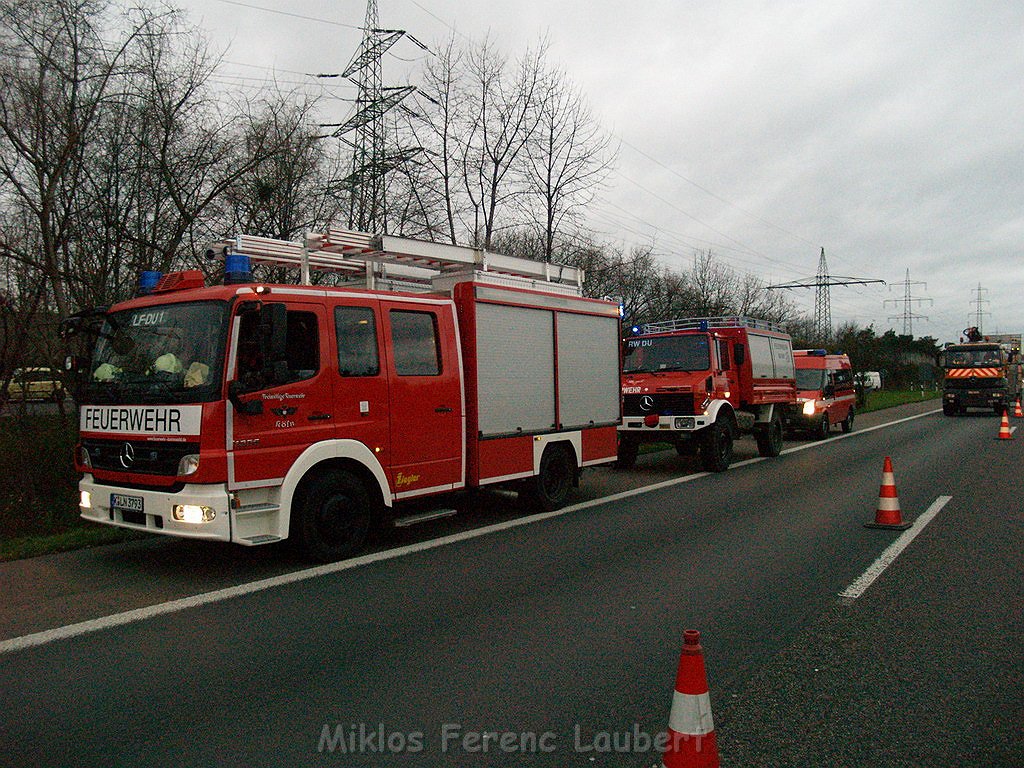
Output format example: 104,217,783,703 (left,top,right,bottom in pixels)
783,350,855,438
